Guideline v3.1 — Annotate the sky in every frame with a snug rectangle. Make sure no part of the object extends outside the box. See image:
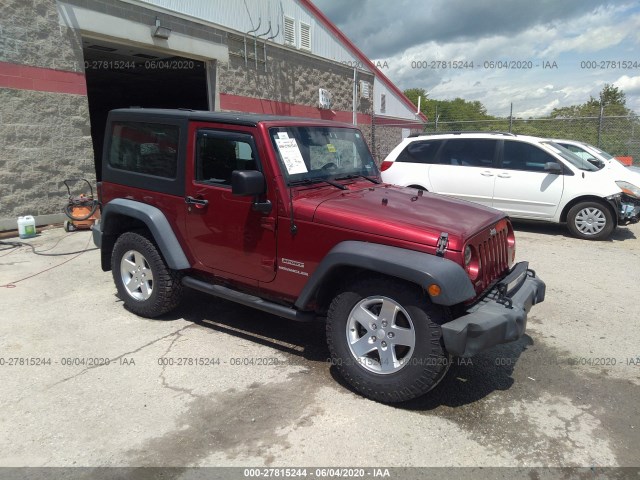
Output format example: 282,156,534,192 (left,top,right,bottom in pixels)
312,0,640,117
